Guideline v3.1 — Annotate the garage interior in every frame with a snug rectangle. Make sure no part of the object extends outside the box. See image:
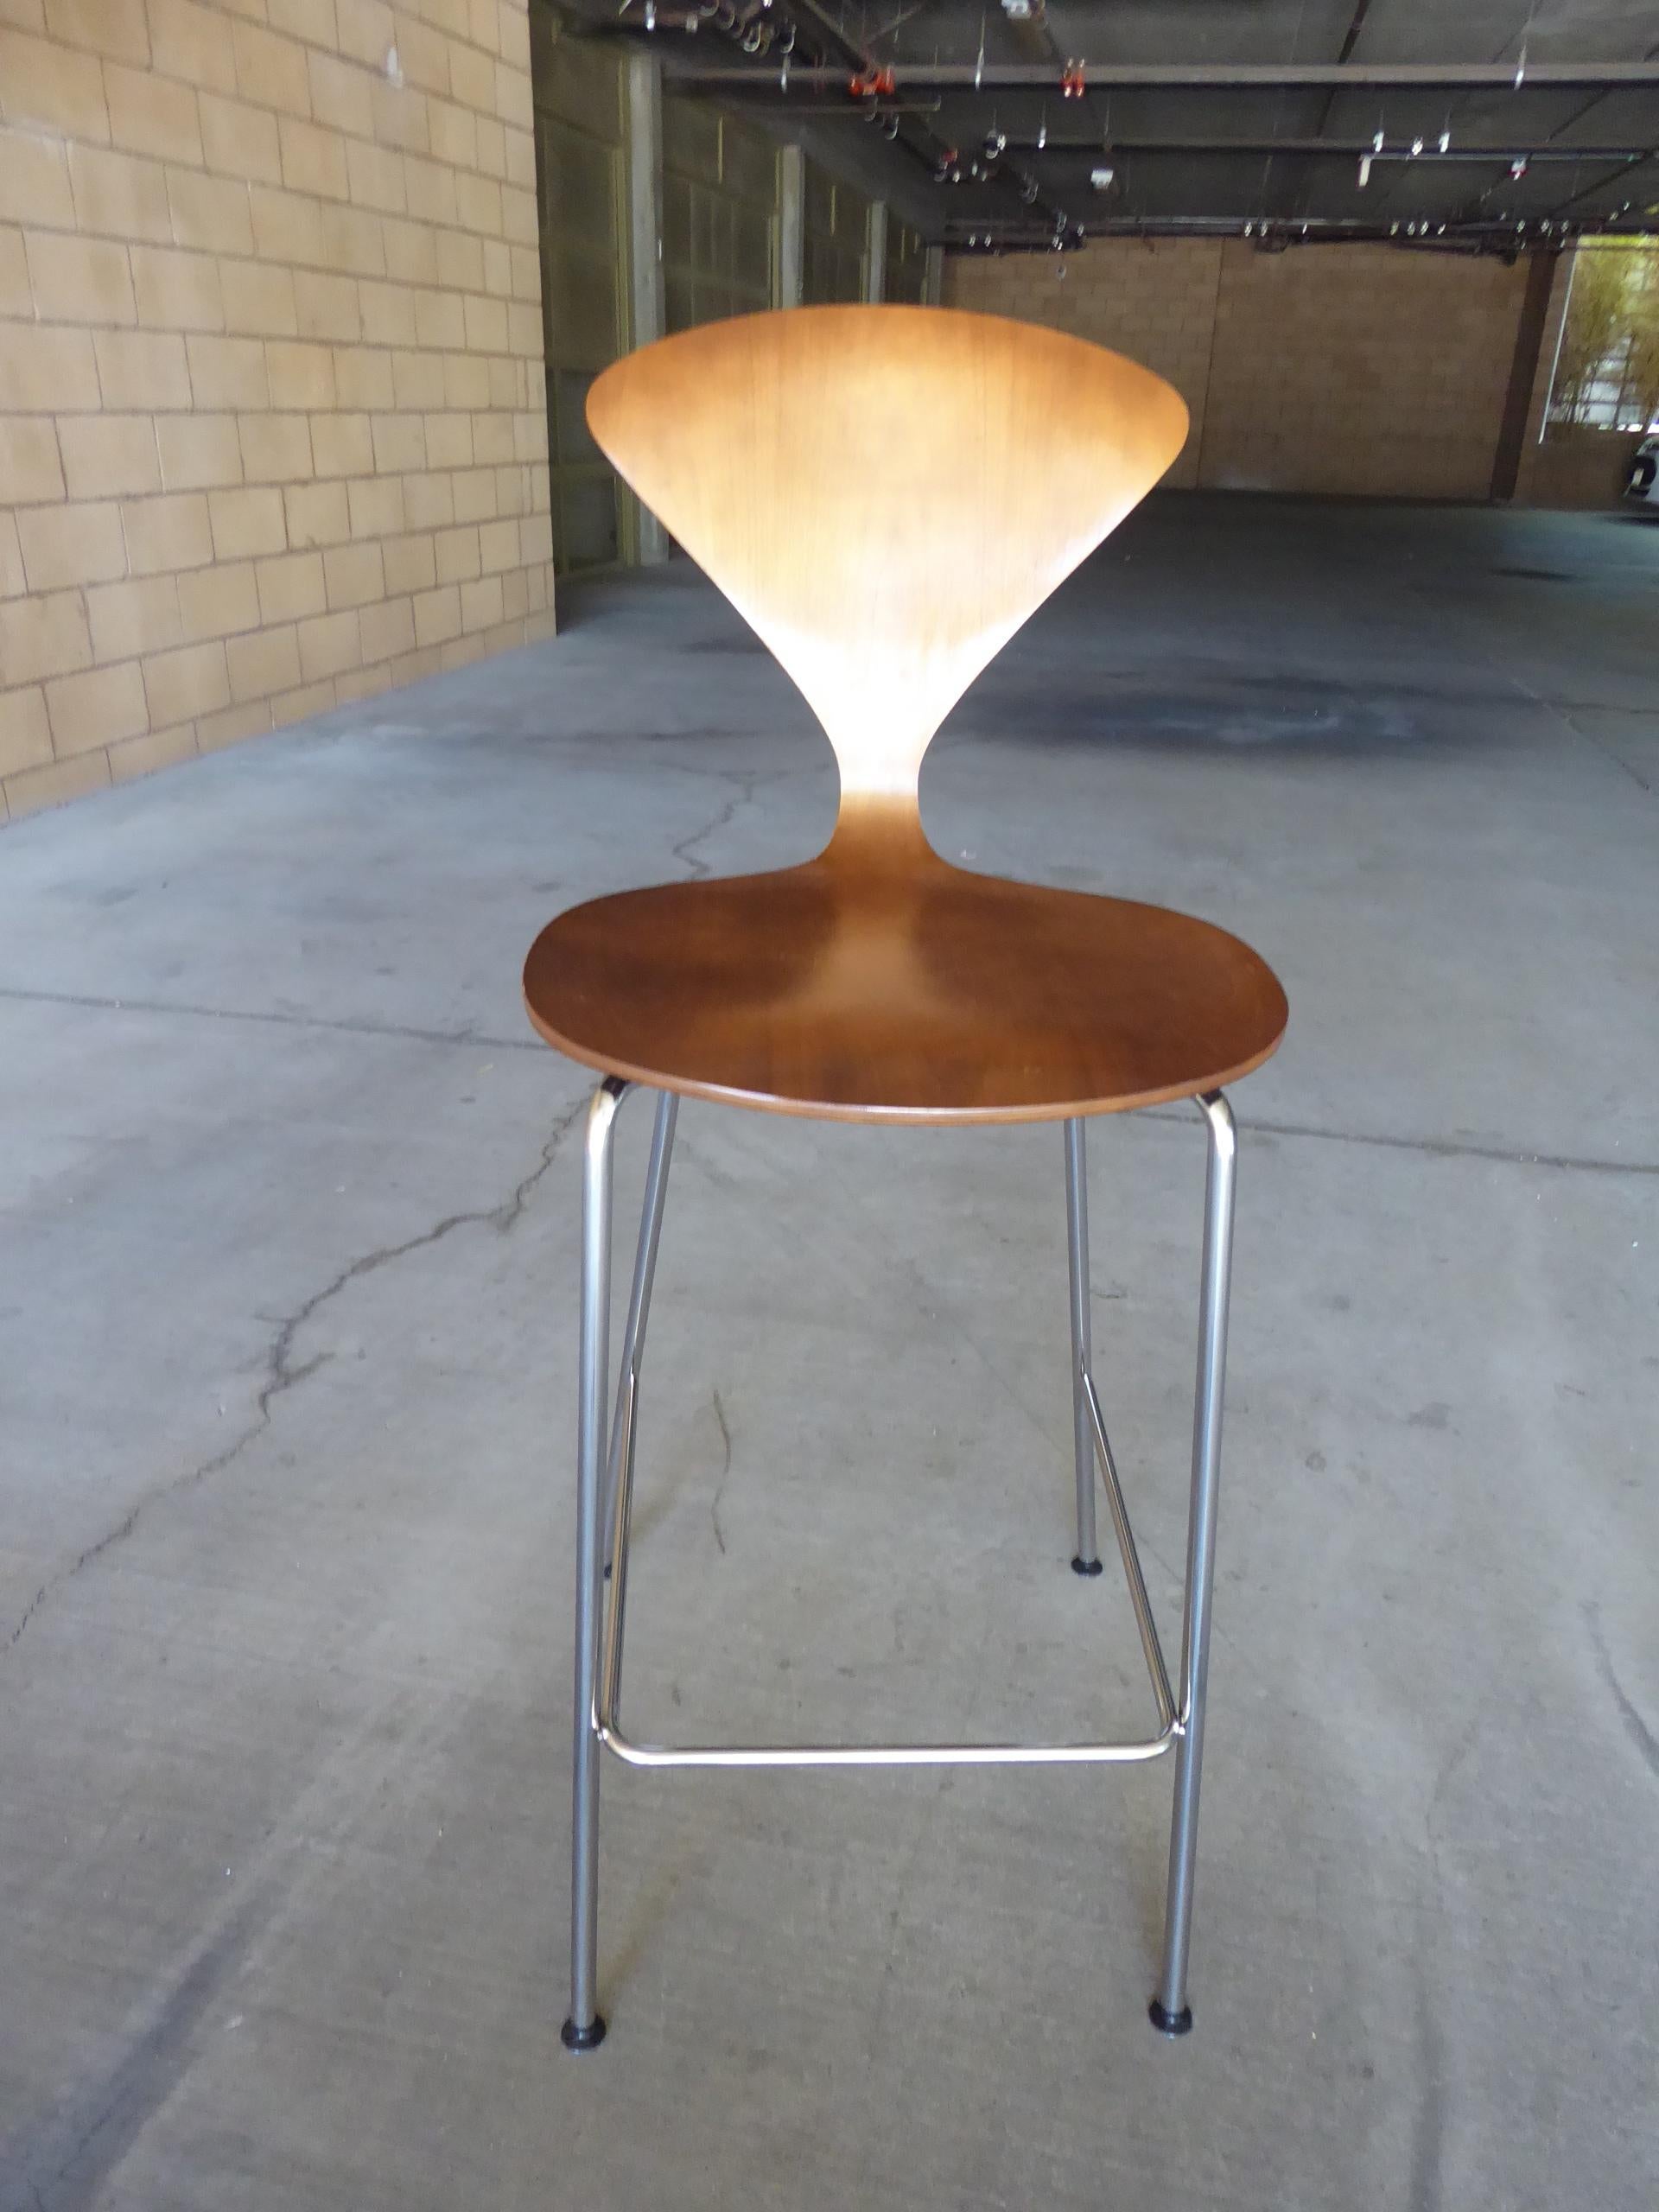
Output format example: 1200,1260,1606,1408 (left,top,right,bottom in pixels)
2,3,1657,2209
